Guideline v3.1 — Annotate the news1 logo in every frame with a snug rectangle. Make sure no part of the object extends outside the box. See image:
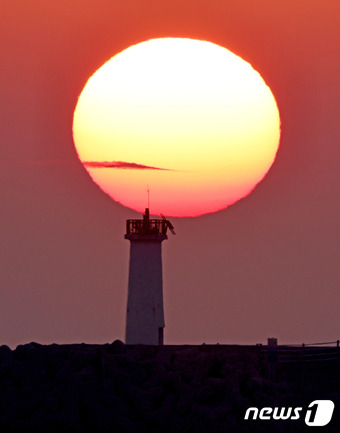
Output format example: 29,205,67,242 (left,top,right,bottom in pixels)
245,400,334,426
305,400,334,426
